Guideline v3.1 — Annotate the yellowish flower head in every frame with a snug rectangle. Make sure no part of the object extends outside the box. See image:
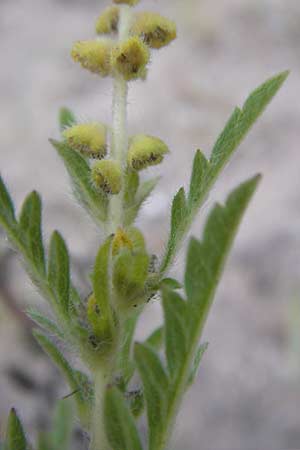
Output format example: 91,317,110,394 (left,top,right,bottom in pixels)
111,36,150,81
71,39,113,76
96,6,120,35
127,134,169,171
113,0,139,6
63,123,107,159
91,160,122,195
112,228,133,256
131,12,177,49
